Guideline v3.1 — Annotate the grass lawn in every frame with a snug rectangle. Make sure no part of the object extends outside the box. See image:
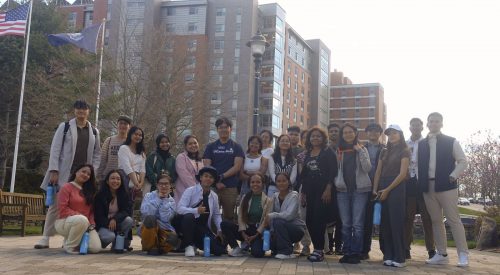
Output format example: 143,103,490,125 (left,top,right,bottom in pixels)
1,225,43,236
458,207,485,217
